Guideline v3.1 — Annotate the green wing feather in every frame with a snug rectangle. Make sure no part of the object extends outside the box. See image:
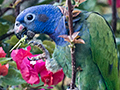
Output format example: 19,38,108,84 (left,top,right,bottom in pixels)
88,13,119,90
52,12,119,90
